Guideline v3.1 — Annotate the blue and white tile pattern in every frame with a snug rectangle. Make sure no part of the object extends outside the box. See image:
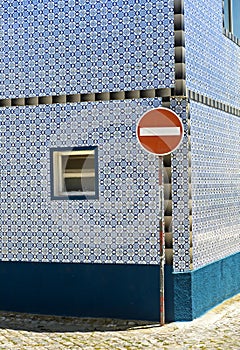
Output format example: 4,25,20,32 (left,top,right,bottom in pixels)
191,101,240,269
0,98,162,264
185,0,240,109
0,0,175,99
171,98,191,272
